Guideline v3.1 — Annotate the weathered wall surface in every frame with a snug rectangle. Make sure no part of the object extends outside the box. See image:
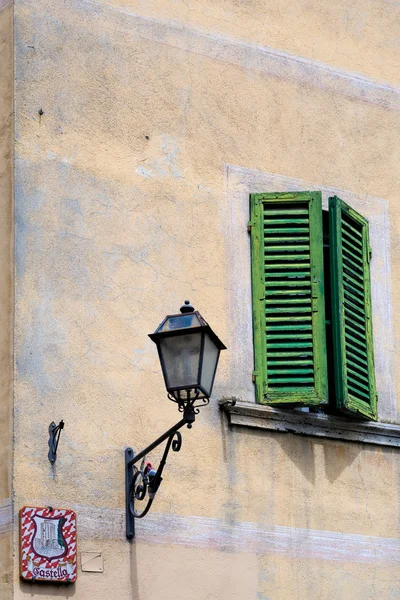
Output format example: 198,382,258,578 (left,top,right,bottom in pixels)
0,1,13,599
13,0,400,598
